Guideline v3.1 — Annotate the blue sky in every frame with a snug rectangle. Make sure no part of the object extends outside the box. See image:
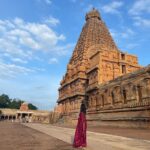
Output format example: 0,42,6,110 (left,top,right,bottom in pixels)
0,0,149,110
